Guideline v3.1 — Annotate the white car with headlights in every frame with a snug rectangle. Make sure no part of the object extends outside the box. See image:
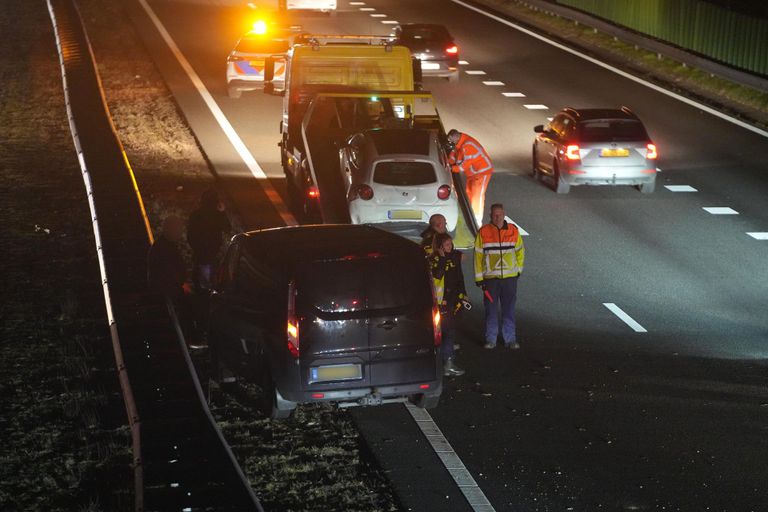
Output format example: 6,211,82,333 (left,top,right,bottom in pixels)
339,128,459,231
